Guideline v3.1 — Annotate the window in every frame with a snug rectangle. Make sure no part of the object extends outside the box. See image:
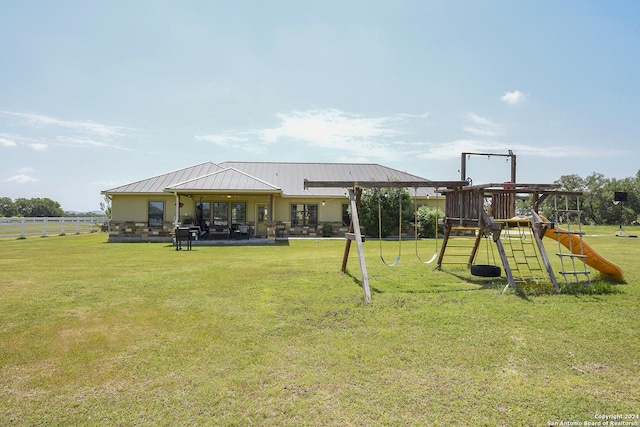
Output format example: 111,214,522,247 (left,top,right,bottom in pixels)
291,204,318,226
231,202,246,224
195,202,211,227
342,204,350,227
148,201,164,227
213,202,229,226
